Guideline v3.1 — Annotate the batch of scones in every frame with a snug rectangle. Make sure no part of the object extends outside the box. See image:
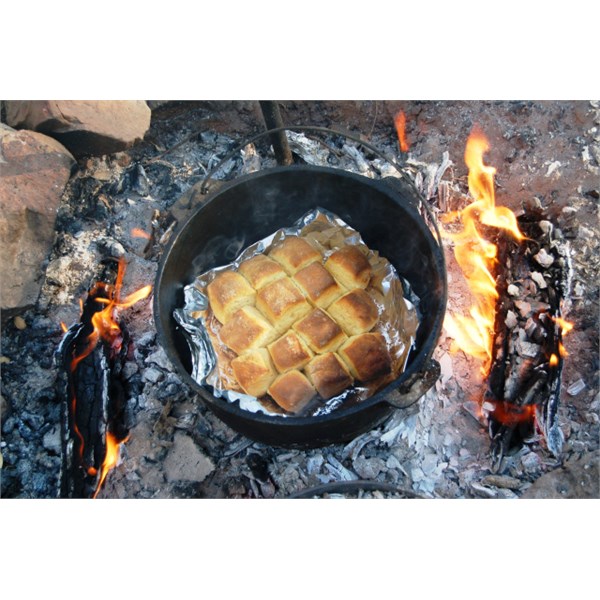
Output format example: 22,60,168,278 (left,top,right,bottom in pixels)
206,236,392,414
